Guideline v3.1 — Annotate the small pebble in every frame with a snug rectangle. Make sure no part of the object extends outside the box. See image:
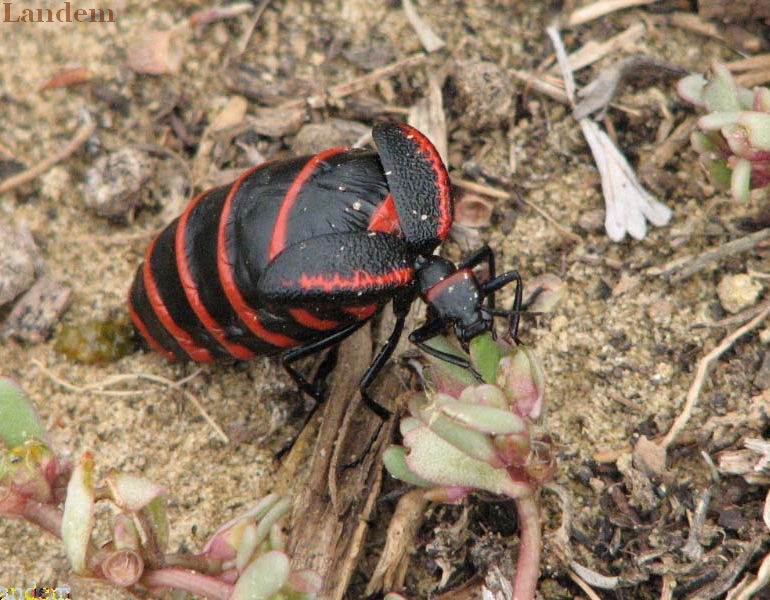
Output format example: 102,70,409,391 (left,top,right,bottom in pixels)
0,223,40,306
84,148,154,219
646,298,673,324
40,166,71,202
578,208,604,232
754,351,770,390
2,275,71,343
716,274,763,314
